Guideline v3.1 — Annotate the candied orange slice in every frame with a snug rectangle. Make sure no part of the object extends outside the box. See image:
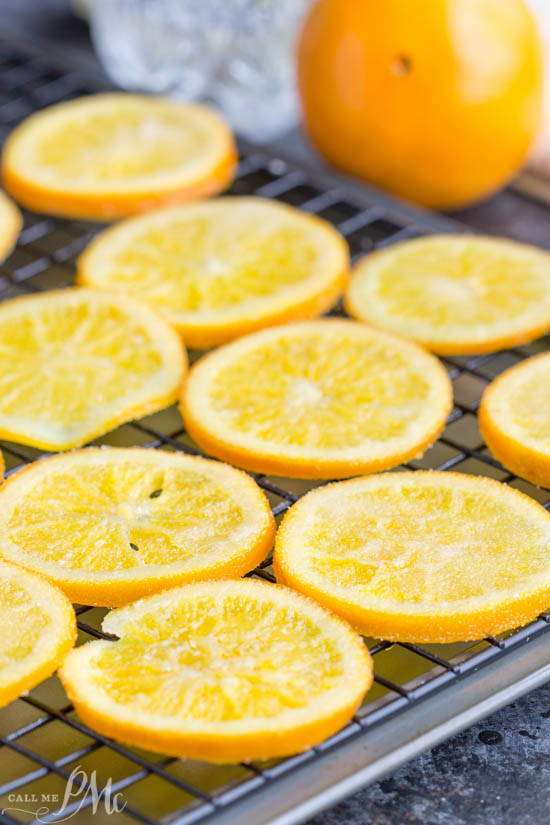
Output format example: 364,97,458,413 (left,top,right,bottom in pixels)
0,558,75,707
274,471,550,642
59,579,372,762
0,447,275,606
78,197,349,347
180,320,452,478
480,352,550,489
2,93,236,220
0,288,186,450
346,235,550,355
0,190,21,261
